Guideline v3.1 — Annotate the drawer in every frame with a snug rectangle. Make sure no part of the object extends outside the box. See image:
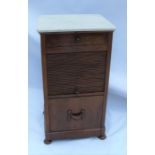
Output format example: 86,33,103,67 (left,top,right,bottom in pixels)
45,32,108,48
48,96,104,131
